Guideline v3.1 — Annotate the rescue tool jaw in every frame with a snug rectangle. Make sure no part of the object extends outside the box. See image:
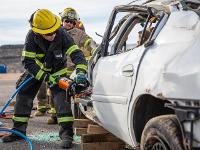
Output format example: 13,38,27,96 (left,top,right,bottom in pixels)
57,77,90,100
